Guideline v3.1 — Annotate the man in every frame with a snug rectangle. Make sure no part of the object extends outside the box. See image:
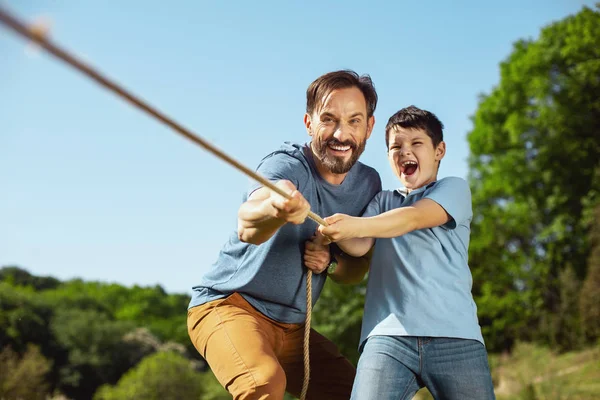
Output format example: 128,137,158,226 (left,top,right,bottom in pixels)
187,70,381,399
